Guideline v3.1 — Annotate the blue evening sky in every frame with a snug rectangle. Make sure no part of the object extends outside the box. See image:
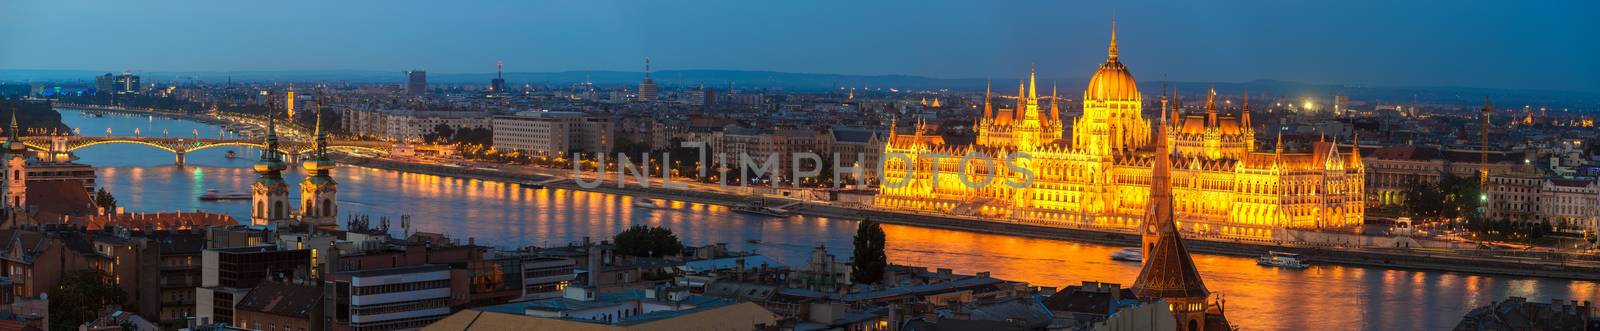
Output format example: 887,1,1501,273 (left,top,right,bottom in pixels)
2,0,1596,92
